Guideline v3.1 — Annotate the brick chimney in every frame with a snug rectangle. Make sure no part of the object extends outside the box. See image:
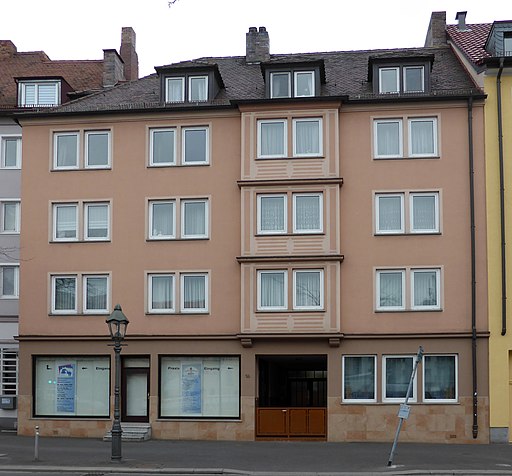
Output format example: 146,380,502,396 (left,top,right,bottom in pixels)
120,27,138,81
455,11,469,31
0,40,17,60
246,26,270,64
424,11,447,47
103,49,125,87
